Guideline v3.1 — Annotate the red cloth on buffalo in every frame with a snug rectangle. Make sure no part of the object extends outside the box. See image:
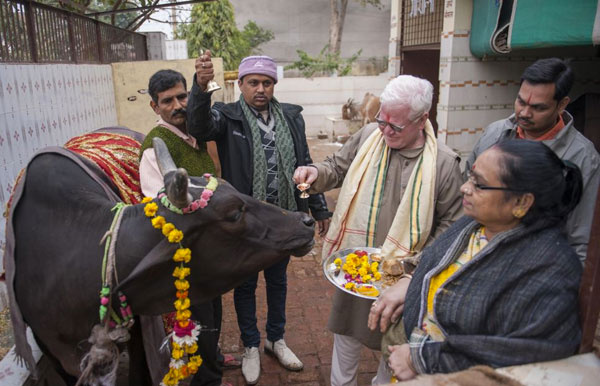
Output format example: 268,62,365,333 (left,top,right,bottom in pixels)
65,132,143,205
